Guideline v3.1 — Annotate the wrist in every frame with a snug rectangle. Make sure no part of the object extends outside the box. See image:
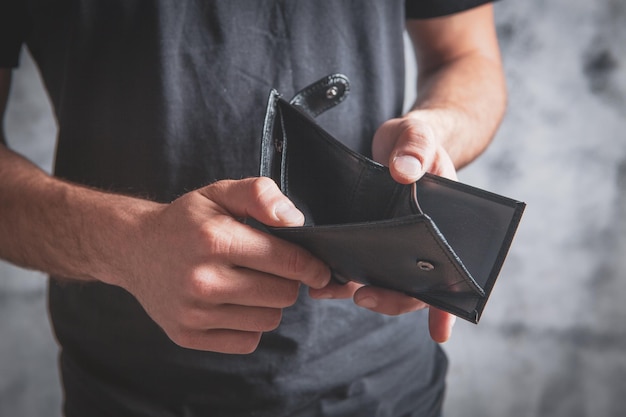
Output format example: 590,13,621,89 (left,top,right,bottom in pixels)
86,192,164,290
